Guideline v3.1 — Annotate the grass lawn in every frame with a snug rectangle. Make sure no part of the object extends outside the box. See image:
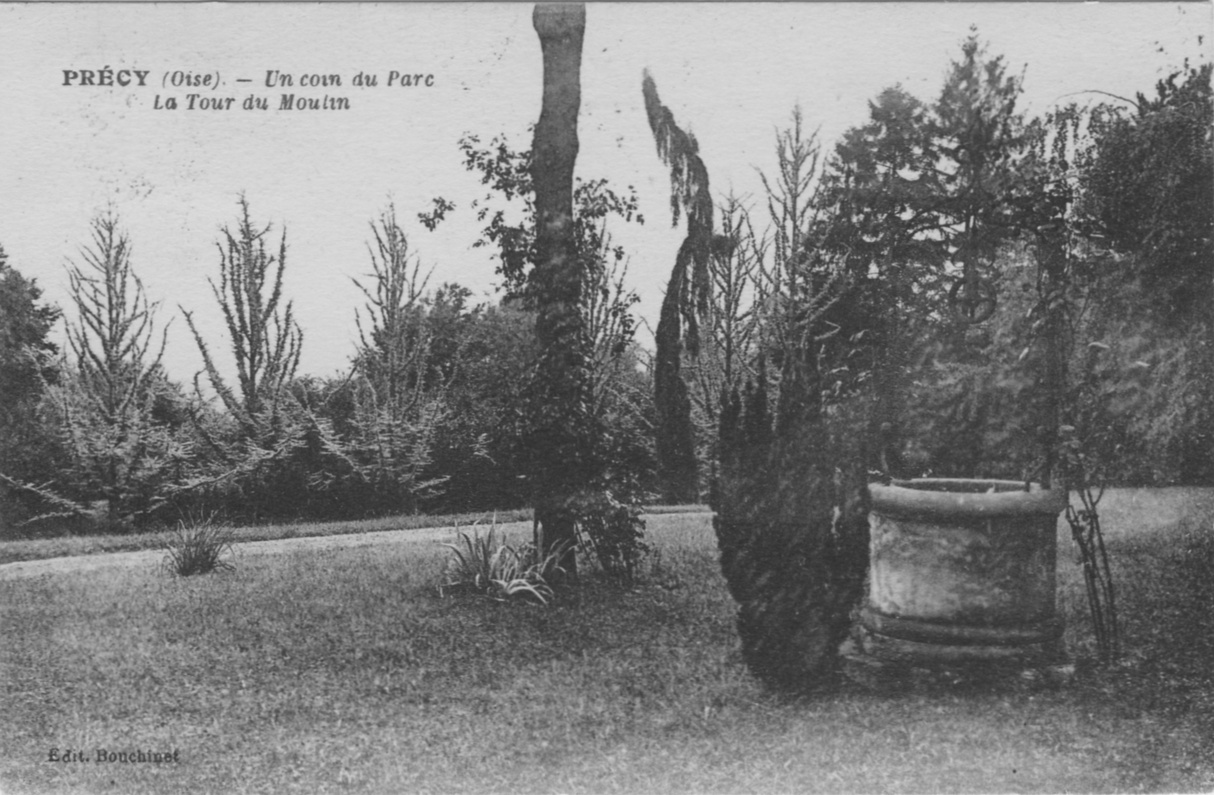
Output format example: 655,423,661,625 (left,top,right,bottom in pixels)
0,505,711,567
1,489,1212,793
0,509,535,567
